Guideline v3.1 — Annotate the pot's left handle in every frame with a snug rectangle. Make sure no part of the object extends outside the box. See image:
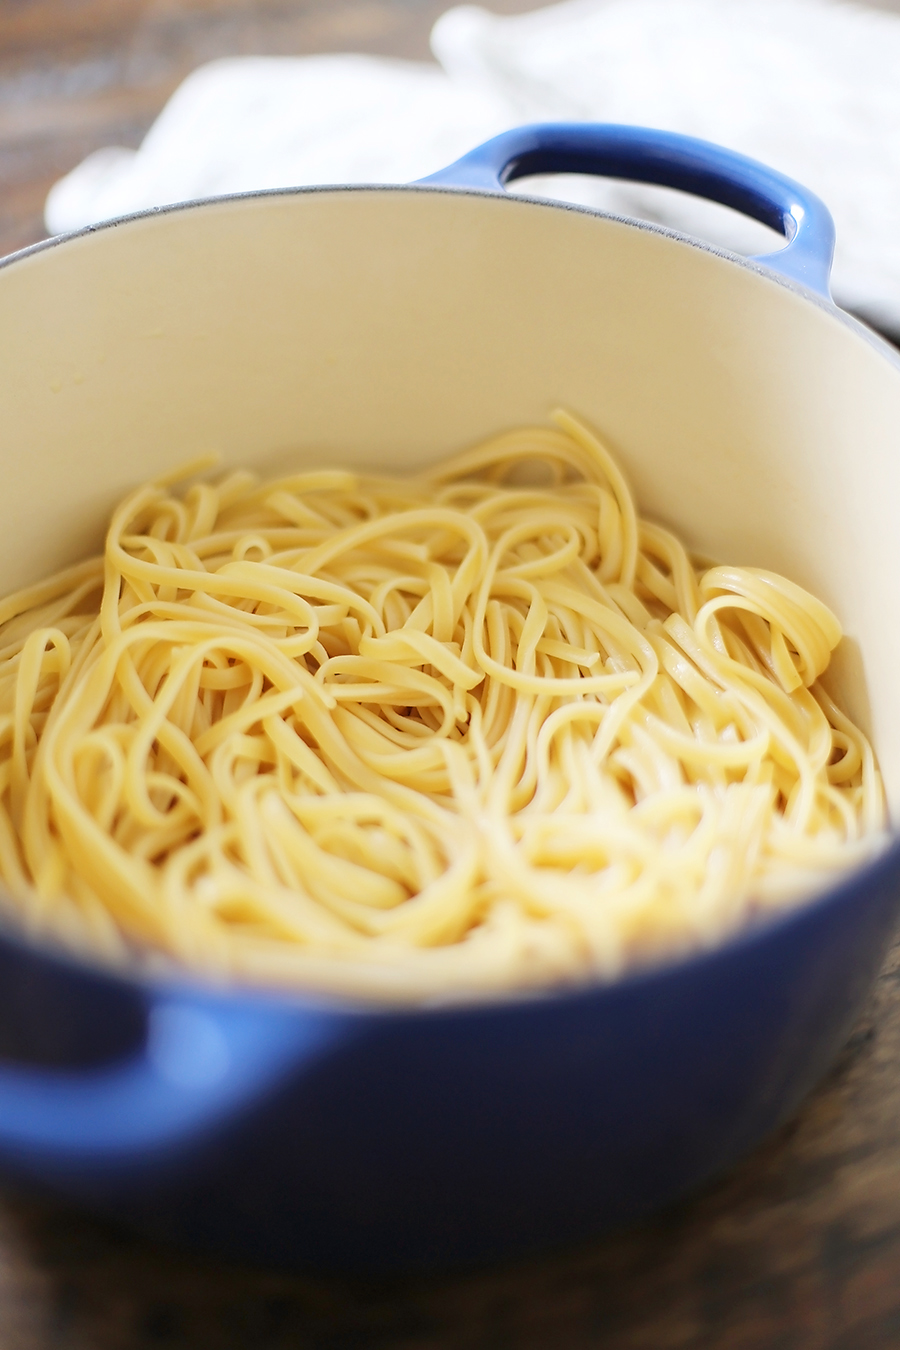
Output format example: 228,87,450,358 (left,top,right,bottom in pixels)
418,123,835,298
0,990,344,1188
